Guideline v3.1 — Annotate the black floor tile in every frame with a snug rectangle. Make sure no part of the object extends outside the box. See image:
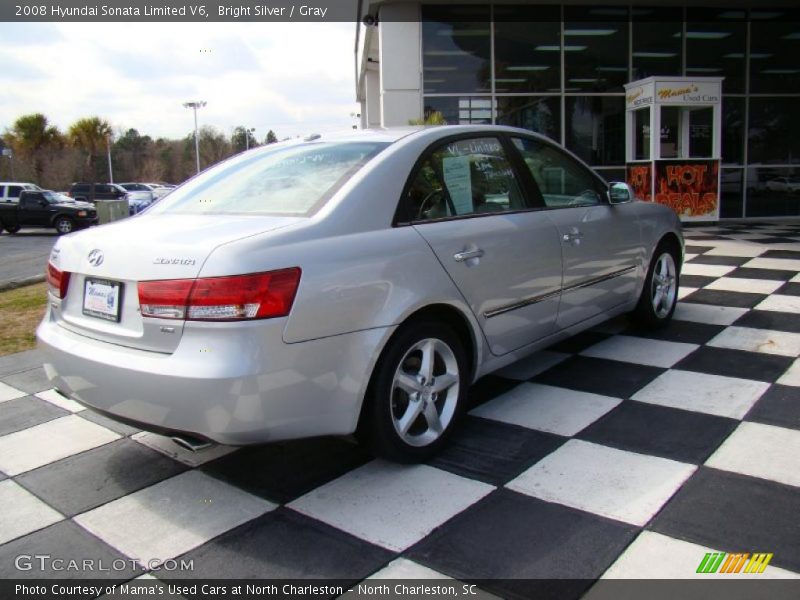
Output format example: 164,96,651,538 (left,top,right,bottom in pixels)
467,375,520,409
534,356,665,399
684,245,711,254
408,489,638,600
0,349,44,377
0,396,68,437
429,416,565,486
16,439,187,517
726,267,794,281
201,437,371,504
762,249,800,260
1,367,52,394
577,401,738,465
682,235,729,241
753,237,800,244
687,255,749,266
776,282,800,296
0,521,138,579
624,320,725,345
159,509,393,580
78,410,141,437
679,274,716,289
675,347,794,383
680,289,767,309
734,309,800,334
547,331,612,354
745,384,800,431
651,468,800,573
